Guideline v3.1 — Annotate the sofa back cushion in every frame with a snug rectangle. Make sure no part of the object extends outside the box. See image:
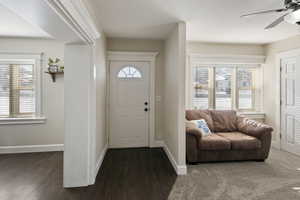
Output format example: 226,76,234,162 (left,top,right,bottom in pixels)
210,110,237,132
186,109,214,130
